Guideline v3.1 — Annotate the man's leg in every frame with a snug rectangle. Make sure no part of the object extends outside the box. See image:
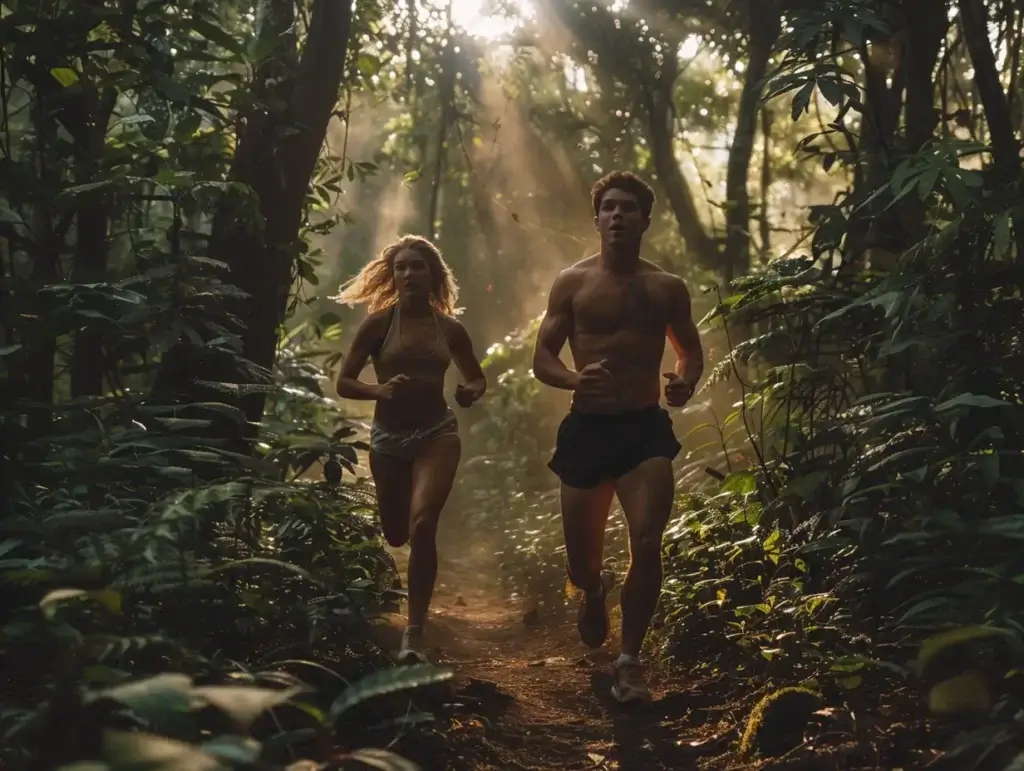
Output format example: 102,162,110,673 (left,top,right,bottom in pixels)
610,457,674,700
561,482,615,647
